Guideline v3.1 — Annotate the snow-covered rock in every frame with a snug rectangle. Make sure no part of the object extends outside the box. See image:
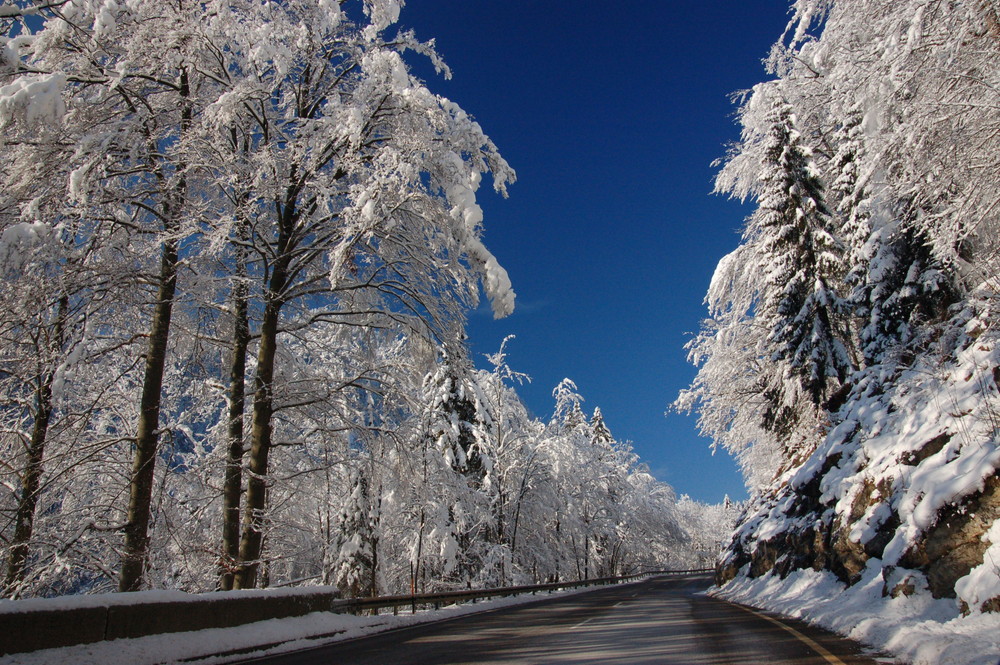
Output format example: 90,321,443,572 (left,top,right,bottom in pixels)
716,320,1000,663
